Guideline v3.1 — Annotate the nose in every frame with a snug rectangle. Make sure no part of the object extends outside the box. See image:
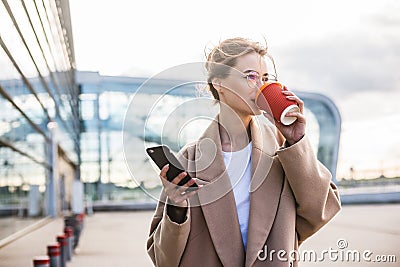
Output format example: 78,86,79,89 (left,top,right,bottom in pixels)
251,84,261,97
255,78,264,89
256,78,266,90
